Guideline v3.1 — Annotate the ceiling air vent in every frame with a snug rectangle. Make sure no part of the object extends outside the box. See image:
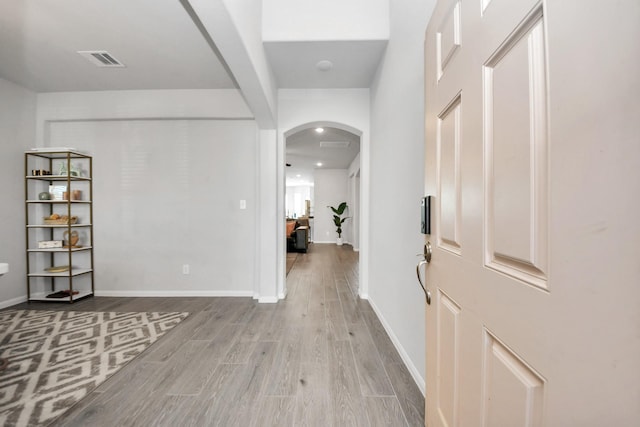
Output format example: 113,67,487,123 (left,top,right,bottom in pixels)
77,51,125,67
319,141,351,149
